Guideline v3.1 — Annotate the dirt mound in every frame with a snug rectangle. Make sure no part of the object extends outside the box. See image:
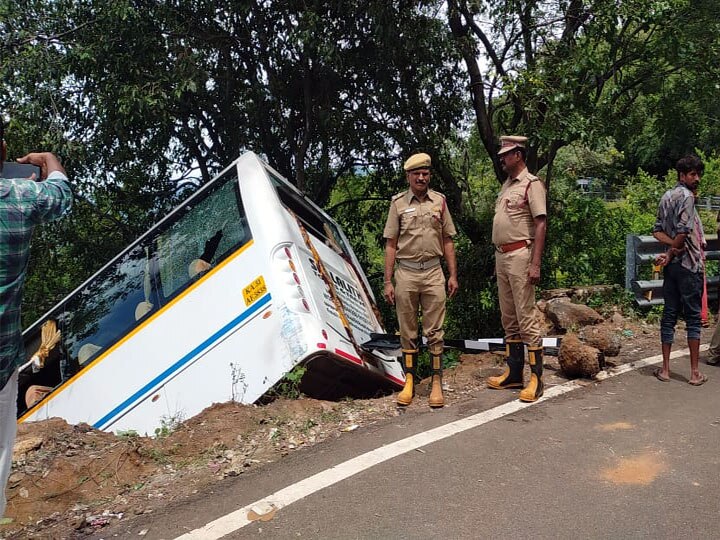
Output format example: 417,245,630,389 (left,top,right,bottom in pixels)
3,397,408,538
